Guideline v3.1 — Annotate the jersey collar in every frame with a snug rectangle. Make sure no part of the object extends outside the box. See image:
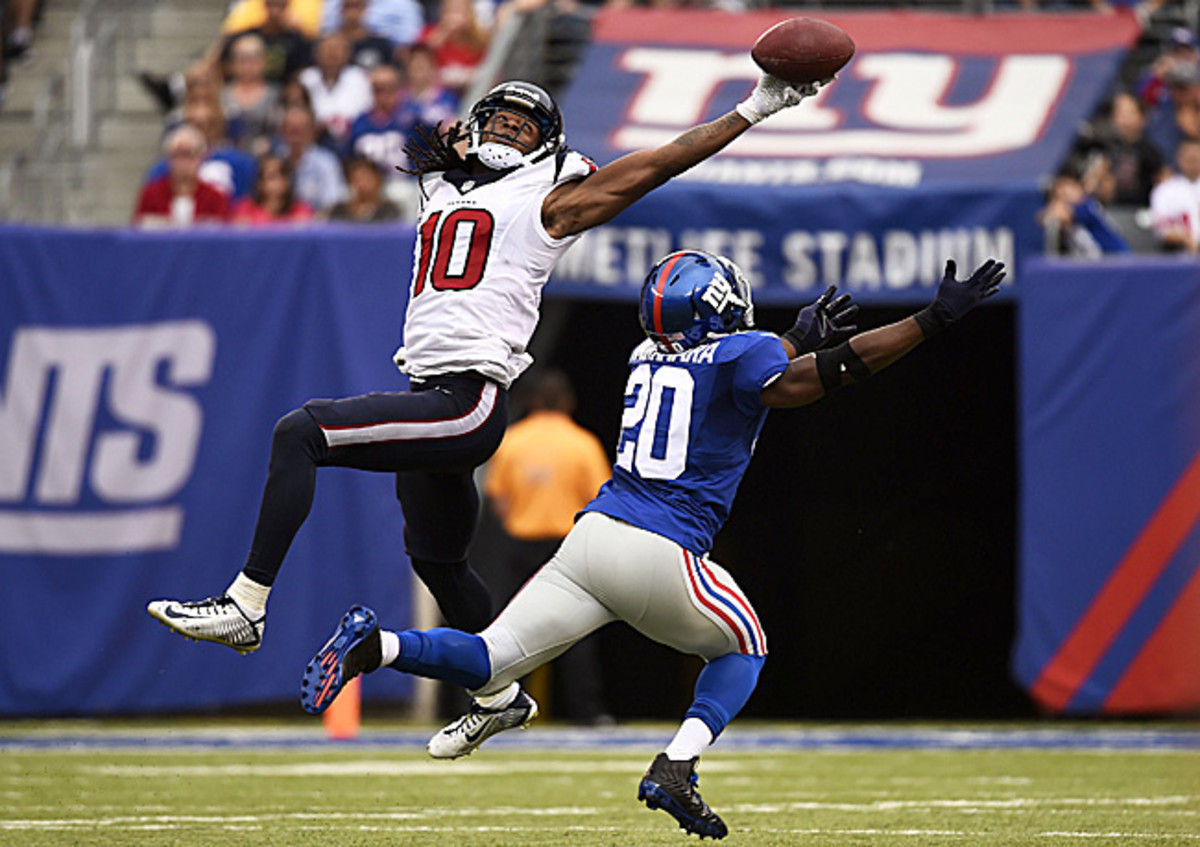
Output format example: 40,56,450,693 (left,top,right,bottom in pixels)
443,162,519,193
